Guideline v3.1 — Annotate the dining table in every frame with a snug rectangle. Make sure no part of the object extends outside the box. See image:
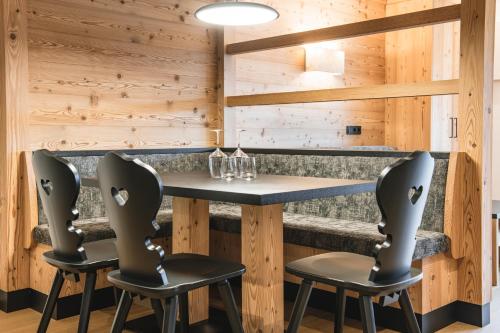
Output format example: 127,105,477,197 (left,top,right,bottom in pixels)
83,171,376,332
